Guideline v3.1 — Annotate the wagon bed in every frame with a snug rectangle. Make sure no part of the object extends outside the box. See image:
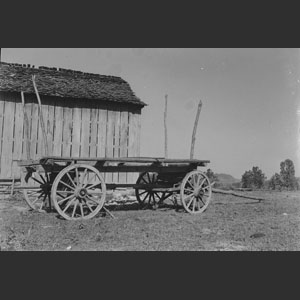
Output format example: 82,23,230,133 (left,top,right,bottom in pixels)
17,156,212,220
